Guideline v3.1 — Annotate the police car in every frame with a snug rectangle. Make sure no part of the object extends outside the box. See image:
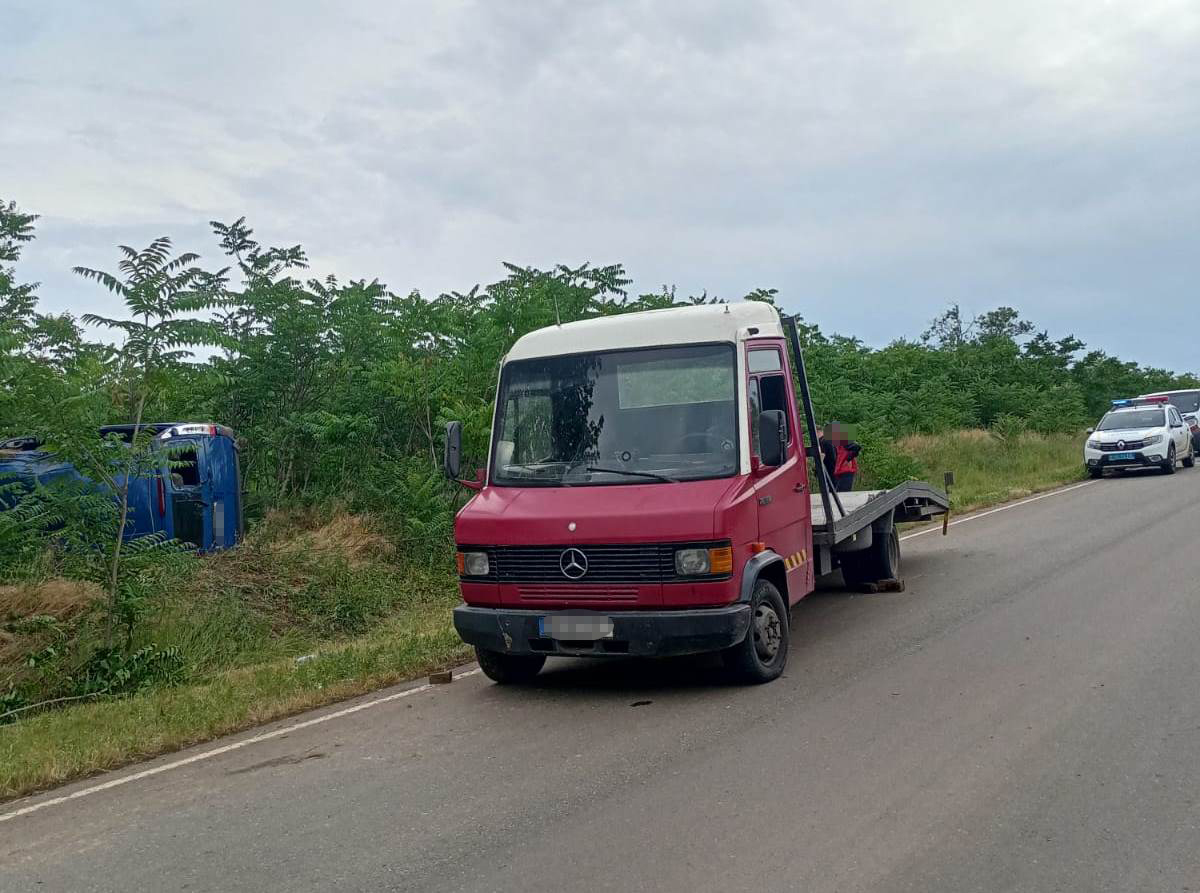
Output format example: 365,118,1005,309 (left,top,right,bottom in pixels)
1084,396,1196,478
1139,389,1200,454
